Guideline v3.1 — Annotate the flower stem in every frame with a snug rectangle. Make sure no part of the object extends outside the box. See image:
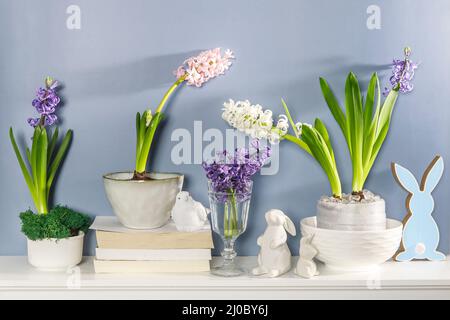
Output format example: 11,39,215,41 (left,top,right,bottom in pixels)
155,74,187,114
133,75,186,175
224,190,239,240
230,191,238,237
38,115,46,127
224,202,231,239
